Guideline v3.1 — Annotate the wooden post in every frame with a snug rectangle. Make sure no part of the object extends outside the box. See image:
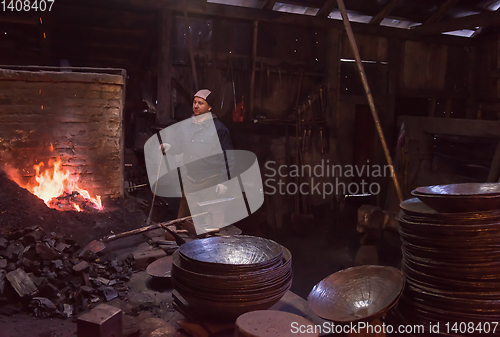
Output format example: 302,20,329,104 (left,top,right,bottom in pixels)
445,98,452,118
157,9,174,124
184,10,199,92
428,98,436,117
249,21,259,120
466,46,479,119
387,38,401,145
325,28,341,135
497,33,500,101
337,0,403,203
